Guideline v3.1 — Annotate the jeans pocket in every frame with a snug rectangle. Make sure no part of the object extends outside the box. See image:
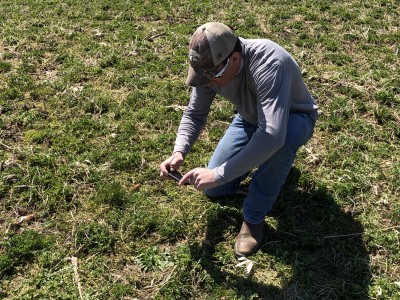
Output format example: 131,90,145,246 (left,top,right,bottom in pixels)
292,113,315,149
